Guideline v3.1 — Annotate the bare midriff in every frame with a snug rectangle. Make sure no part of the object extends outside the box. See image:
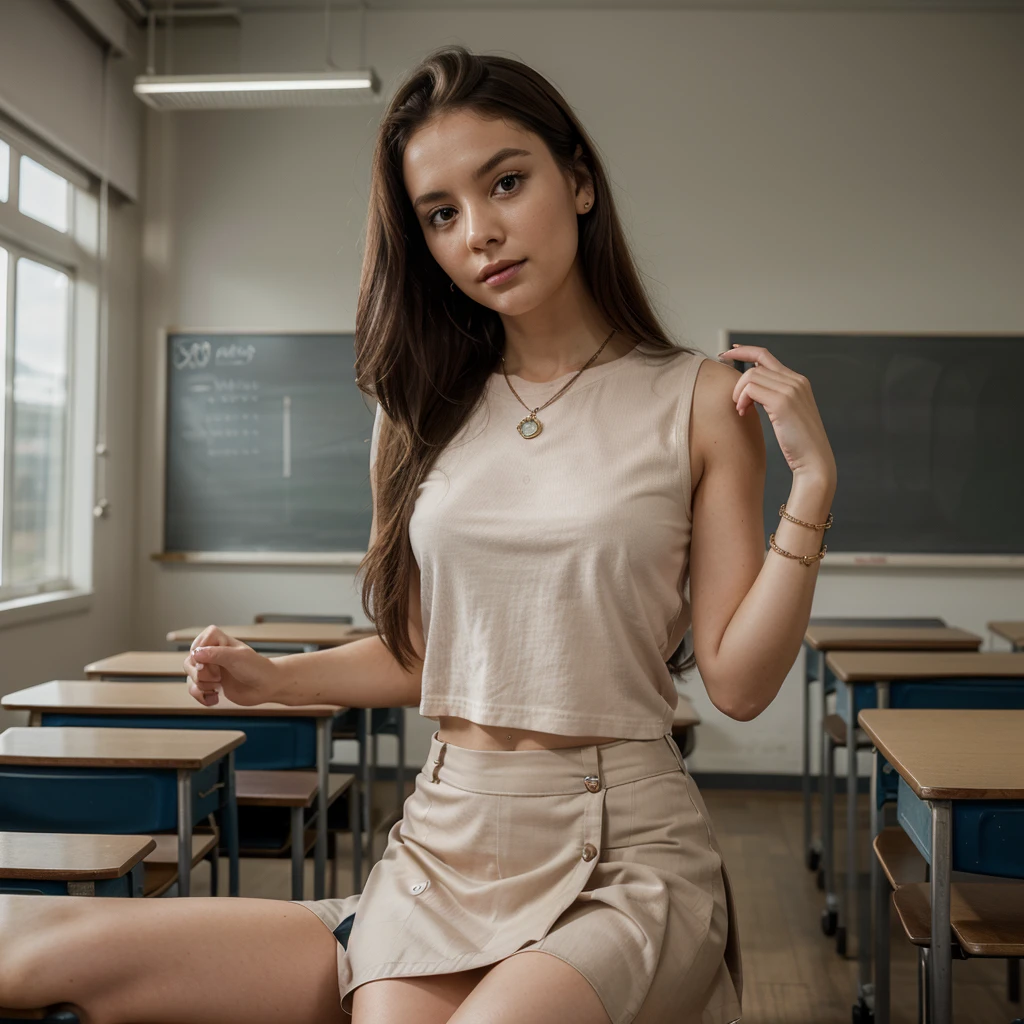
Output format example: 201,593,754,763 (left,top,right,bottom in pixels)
436,715,621,751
